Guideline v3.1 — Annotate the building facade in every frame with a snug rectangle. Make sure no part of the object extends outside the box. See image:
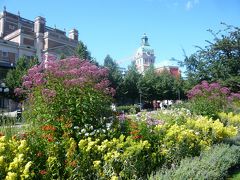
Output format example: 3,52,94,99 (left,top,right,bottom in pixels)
0,8,79,111
0,8,79,76
134,33,155,74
